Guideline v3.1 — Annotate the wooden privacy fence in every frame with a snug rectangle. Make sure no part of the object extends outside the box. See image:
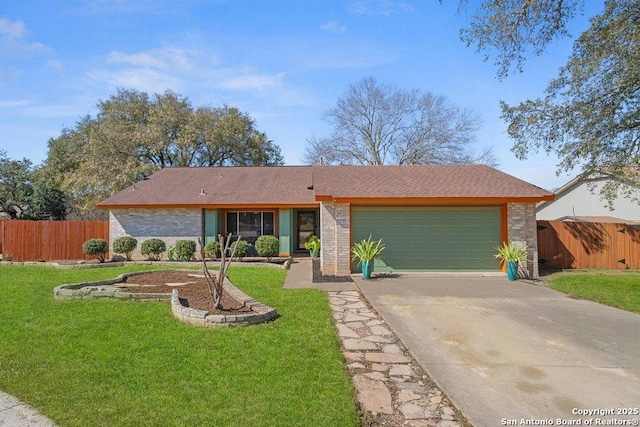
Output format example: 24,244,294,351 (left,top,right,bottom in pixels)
537,220,640,270
0,220,109,262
